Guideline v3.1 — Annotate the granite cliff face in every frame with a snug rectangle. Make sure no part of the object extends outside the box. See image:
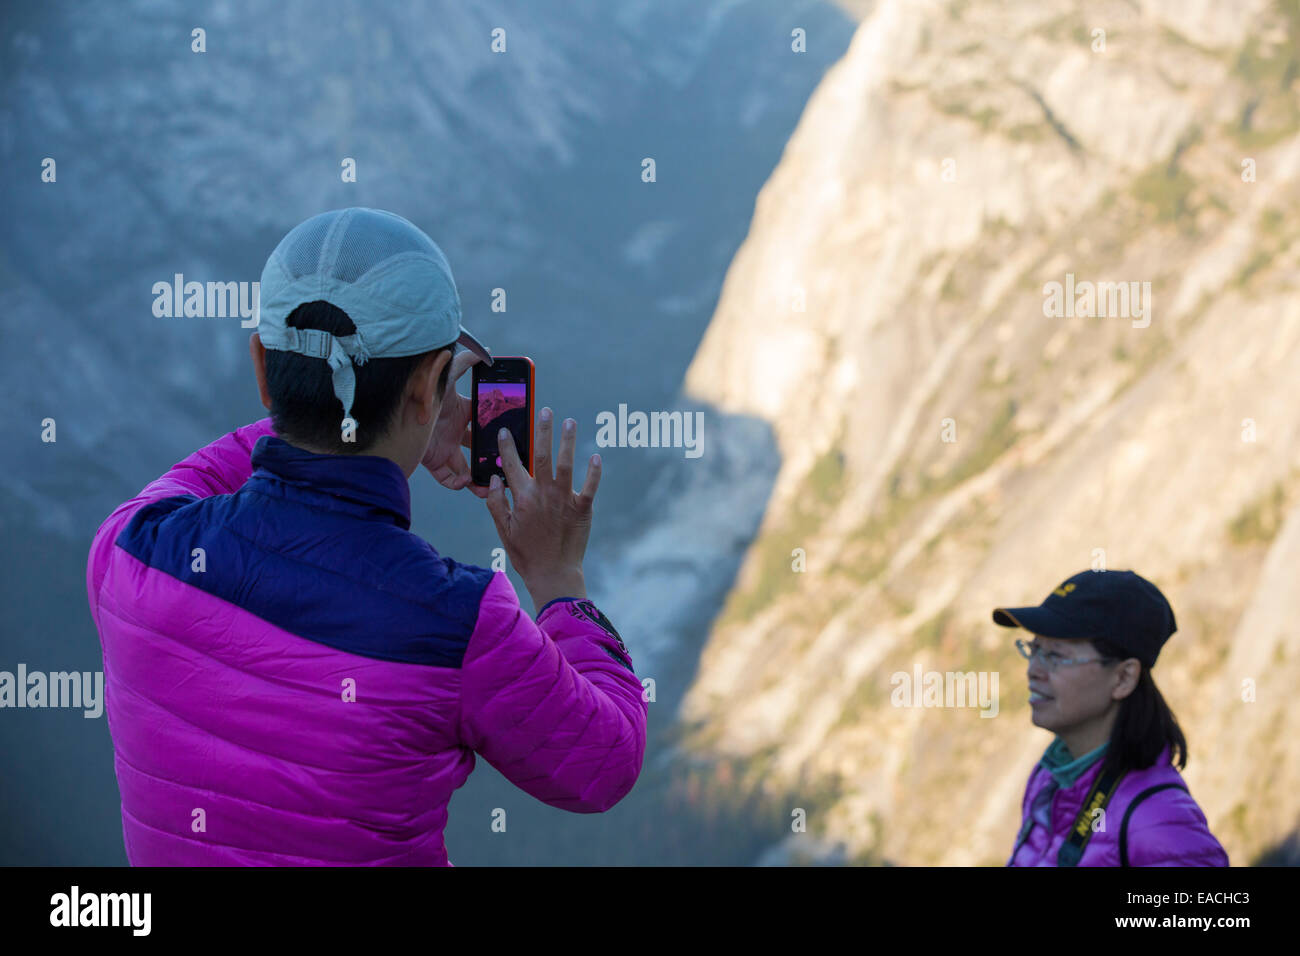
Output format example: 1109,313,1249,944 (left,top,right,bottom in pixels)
476,388,528,428
679,0,1300,864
